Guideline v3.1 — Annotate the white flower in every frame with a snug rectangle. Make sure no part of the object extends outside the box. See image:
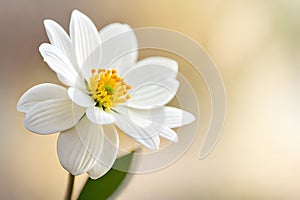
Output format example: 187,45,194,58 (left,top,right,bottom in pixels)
17,10,195,179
